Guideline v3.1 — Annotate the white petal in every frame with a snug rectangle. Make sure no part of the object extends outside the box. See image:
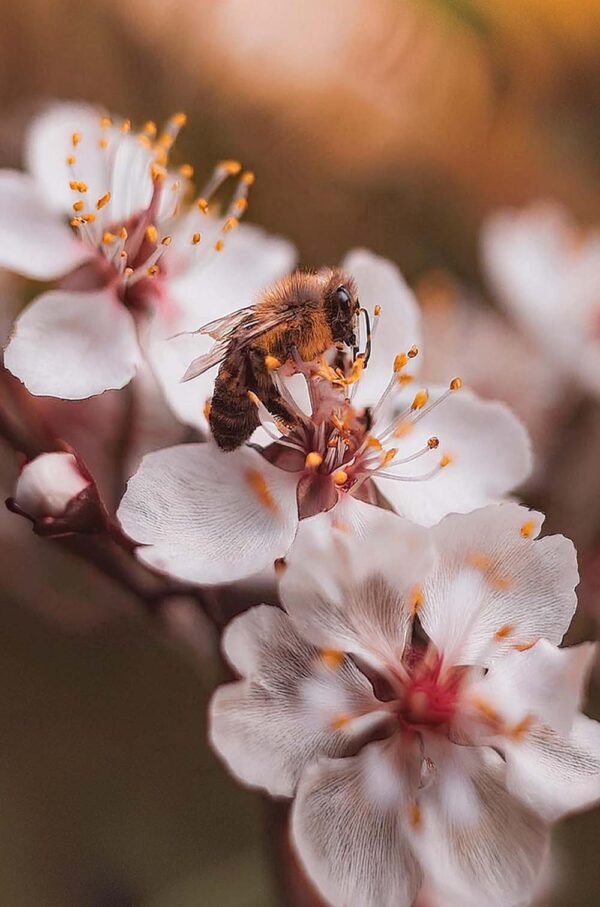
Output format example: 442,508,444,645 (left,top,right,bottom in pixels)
500,716,600,822
14,452,90,518
342,248,422,409
0,171,92,279
210,605,382,797
474,640,596,736
108,132,154,224
149,223,297,429
410,751,549,907
292,742,423,907
374,387,532,527
117,443,299,584
4,288,141,398
419,503,578,666
280,499,435,669
25,102,111,215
